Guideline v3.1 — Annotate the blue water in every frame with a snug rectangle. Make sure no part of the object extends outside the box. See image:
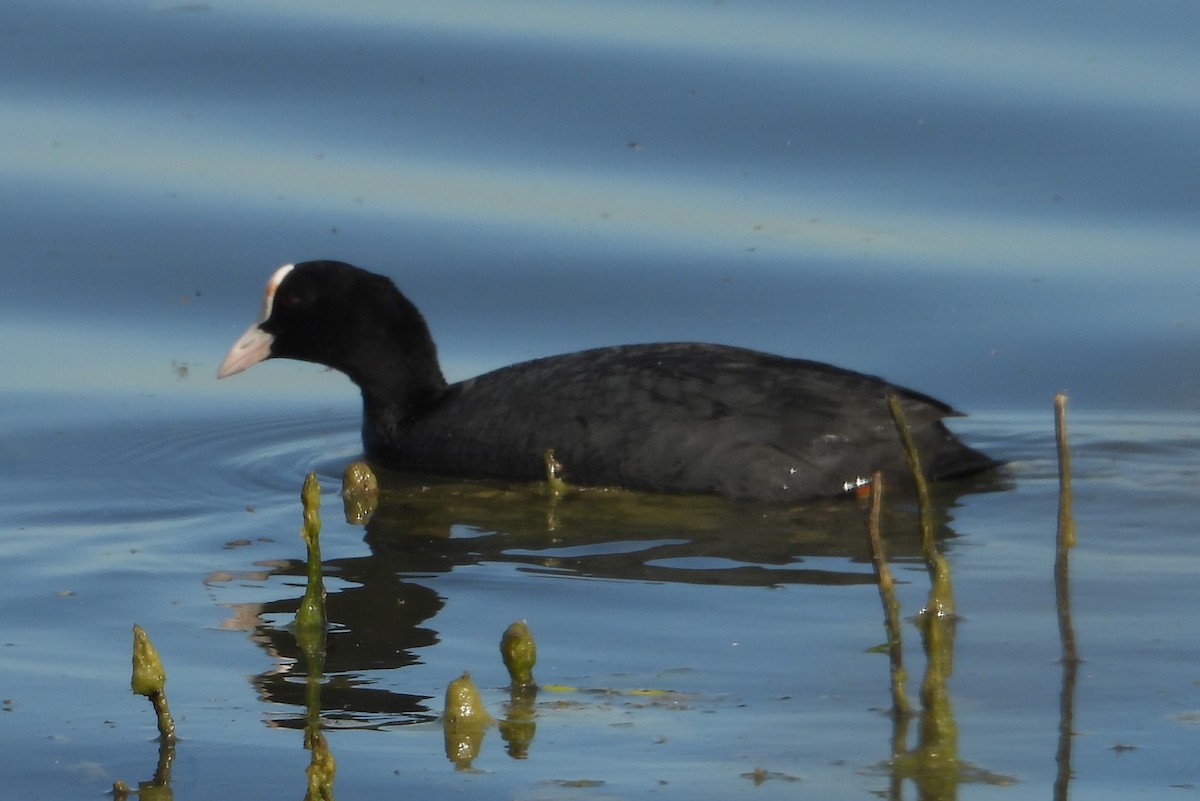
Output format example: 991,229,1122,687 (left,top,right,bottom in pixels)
2,1,1199,798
